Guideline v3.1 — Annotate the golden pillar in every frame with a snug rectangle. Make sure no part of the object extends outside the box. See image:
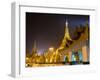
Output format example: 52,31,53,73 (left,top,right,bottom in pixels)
82,45,88,62
68,51,72,62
